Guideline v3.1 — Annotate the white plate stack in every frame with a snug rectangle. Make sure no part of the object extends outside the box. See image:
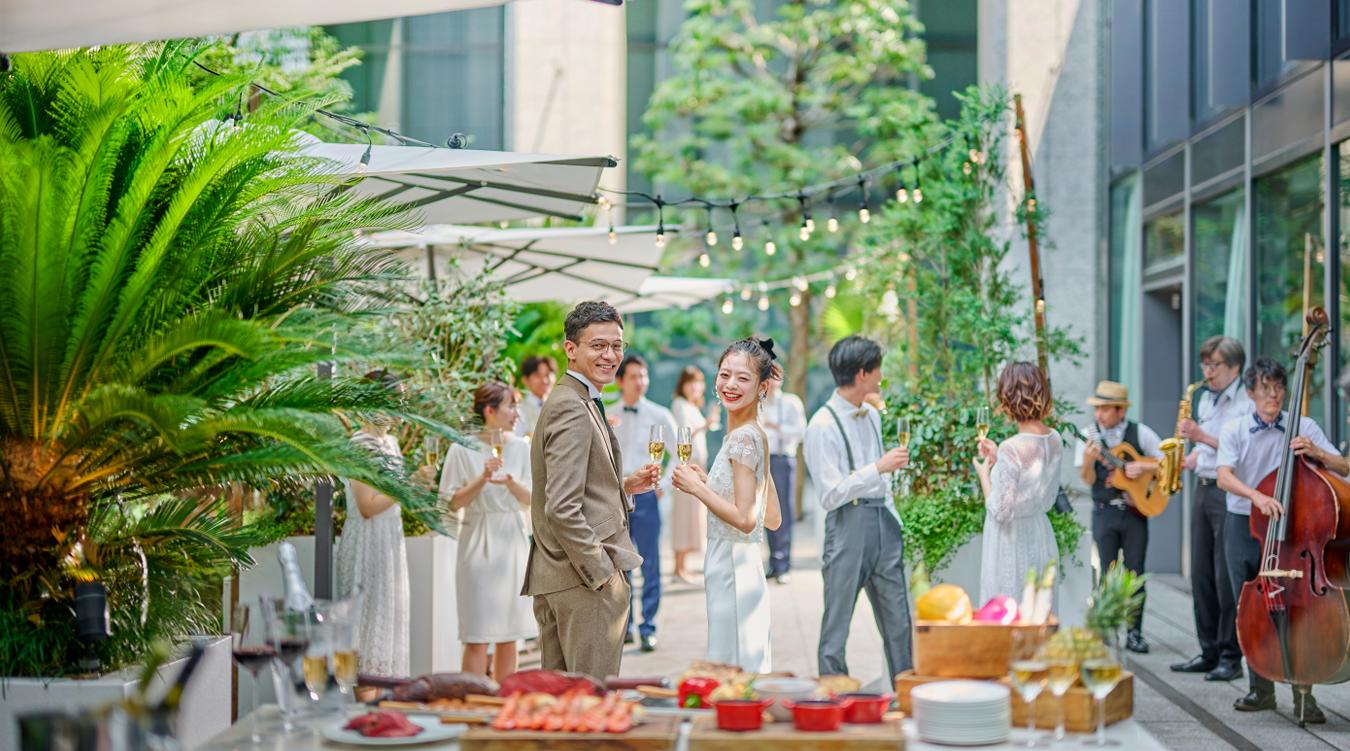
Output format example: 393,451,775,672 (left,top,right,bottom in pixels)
911,680,1011,746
